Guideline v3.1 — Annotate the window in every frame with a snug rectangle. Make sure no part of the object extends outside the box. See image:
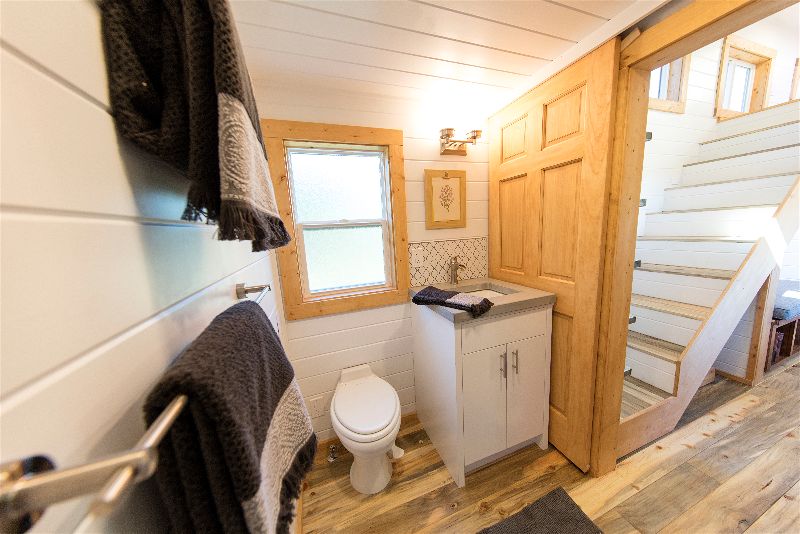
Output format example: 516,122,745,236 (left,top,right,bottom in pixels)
715,35,776,120
722,58,755,112
648,55,691,113
263,120,409,320
286,143,394,298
